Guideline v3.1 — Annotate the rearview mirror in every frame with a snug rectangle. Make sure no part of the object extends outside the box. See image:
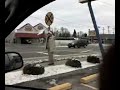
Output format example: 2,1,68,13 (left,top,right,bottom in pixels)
5,52,24,73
